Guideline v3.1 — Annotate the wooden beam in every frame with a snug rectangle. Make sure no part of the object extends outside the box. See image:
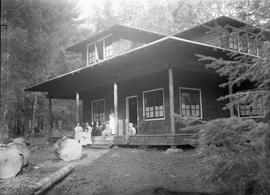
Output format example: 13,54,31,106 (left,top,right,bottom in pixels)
48,98,52,136
168,68,175,135
114,83,118,135
76,92,80,122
